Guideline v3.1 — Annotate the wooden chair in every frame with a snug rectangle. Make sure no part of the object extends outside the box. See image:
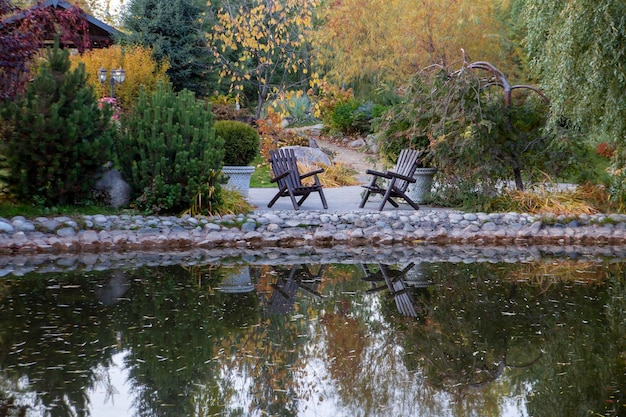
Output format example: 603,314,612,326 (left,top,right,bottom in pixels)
268,264,325,314
362,263,418,317
268,148,328,210
359,148,422,211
